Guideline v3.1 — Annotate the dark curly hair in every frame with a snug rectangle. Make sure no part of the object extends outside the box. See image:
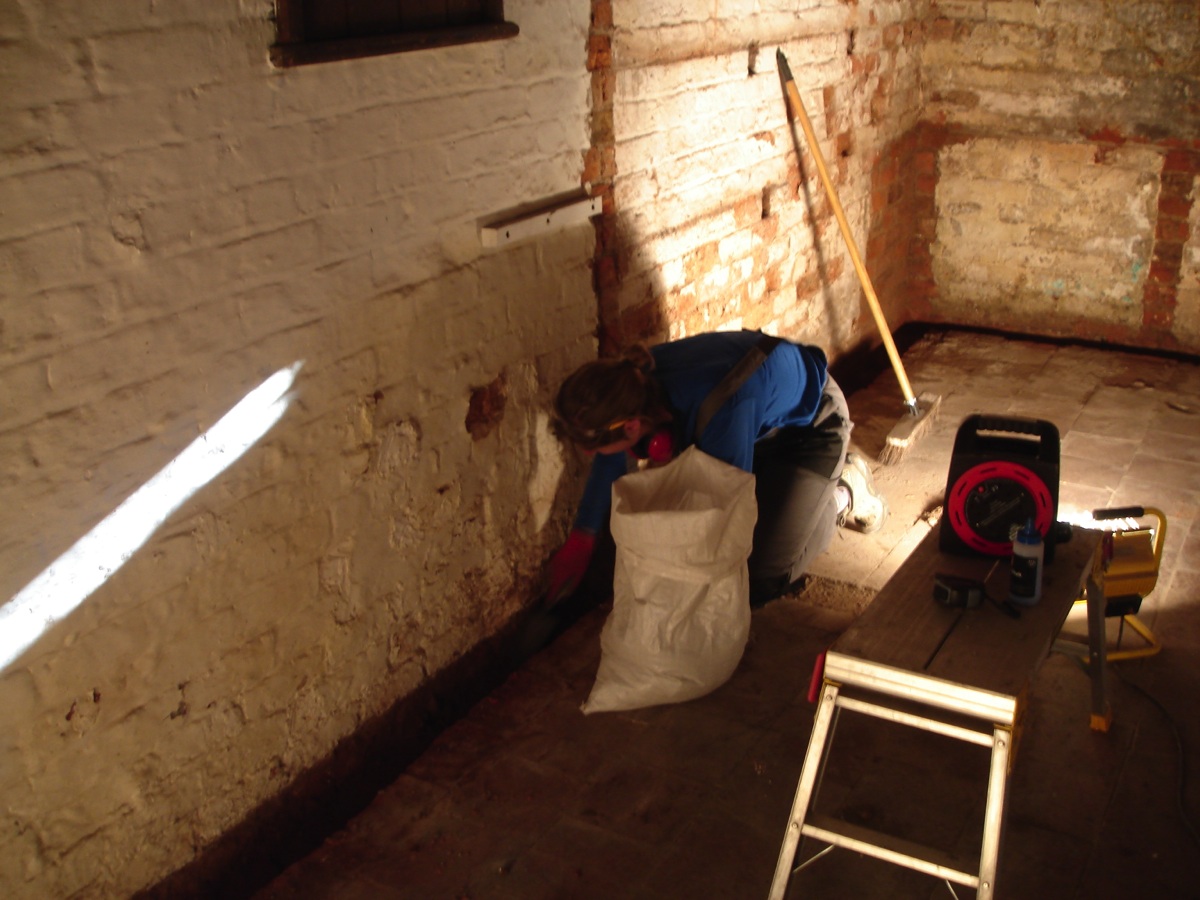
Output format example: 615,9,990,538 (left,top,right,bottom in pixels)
553,345,667,449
